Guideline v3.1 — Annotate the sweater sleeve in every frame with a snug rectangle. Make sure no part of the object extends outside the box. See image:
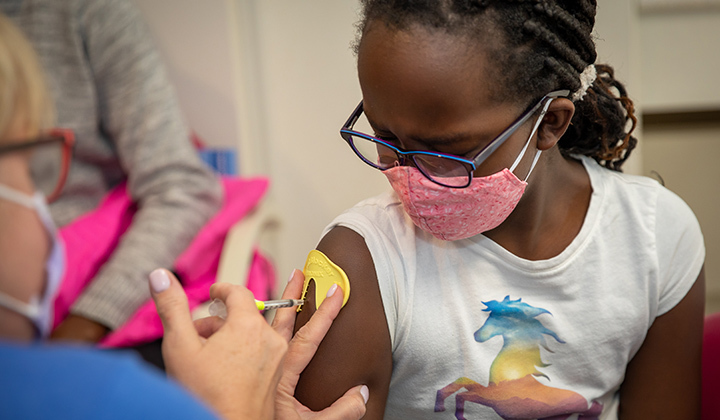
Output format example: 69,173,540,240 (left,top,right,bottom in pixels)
70,0,223,329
